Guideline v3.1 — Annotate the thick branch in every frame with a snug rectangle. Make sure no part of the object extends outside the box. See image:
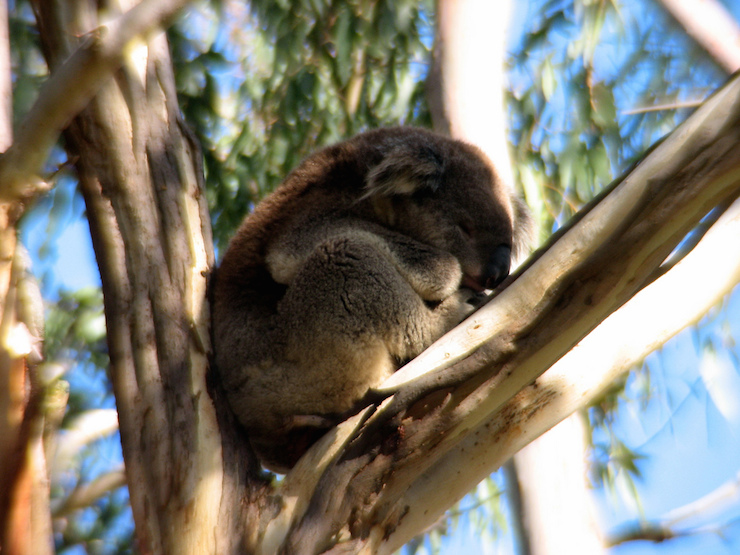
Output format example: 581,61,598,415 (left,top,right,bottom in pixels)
383,71,740,392
381,195,740,551
273,72,740,553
